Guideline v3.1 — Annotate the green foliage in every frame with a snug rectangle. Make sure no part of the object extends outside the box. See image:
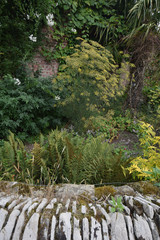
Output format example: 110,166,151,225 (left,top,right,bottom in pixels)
1,0,160,187
128,0,160,29
0,75,61,140
123,0,160,111
83,110,139,141
80,136,128,183
0,0,53,76
110,196,124,213
38,0,129,65
139,58,160,129
0,0,128,77
0,0,128,75
48,0,127,47
53,39,129,130
42,130,130,184
144,57,160,86
84,115,119,141
142,83,160,129
0,130,130,184
143,61,160,111
0,132,31,182
125,0,160,46
44,129,79,183
144,167,160,187
144,85,160,112
30,141,54,185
